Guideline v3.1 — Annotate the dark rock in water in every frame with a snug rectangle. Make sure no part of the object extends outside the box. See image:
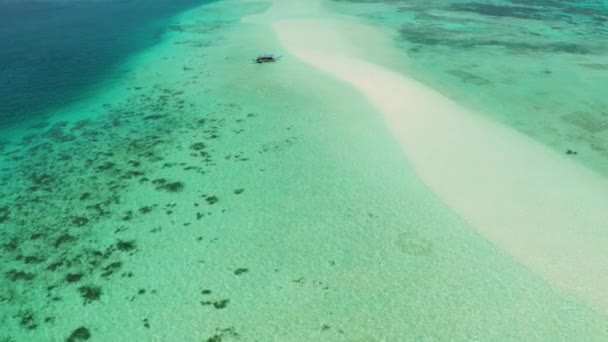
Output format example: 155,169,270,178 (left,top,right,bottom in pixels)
30,232,44,240
190,142,206,151
65,273,84,283
143,114,166,121
3,237,19,251
96,161,116,171
19,311,38,330
72,216,89,227
156,181,184,192
233,268,249,276
201,299,229,309
213,299,229,309
138,206,153,214
122,210,134,221
152,178,167,185
0,206,10,223
205,327,239,342
205,195,218,205
566,149,578,155
47,260,65,271
6,269,36,281
54,234,75,248
206,335,222,342
78,285,102,304
24,255,46,264
116,240,136,252
101,261,122,277
233,188,244,195
66,327,91,341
